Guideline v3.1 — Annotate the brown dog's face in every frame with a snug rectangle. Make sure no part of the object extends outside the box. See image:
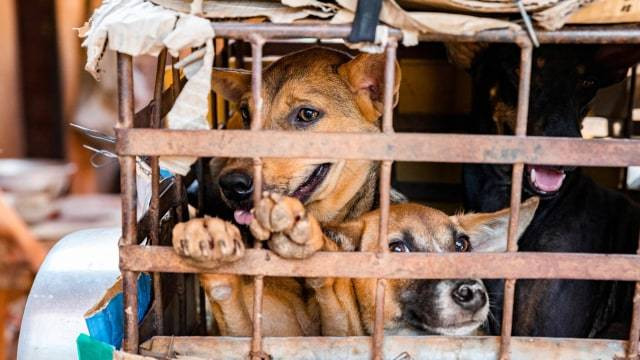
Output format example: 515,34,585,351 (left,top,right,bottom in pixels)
328,198,539,335
211,47,400,225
